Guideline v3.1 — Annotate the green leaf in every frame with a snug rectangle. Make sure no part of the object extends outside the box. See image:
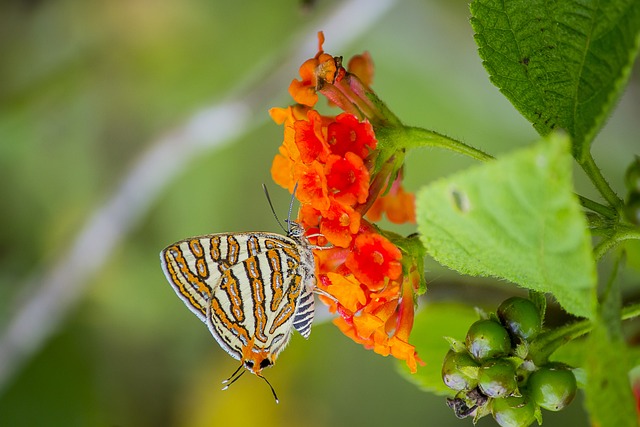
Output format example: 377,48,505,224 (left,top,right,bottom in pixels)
398,302,479,395
416,134,596,318
528,289,547,322
470,0,640,158
585,260,637,427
